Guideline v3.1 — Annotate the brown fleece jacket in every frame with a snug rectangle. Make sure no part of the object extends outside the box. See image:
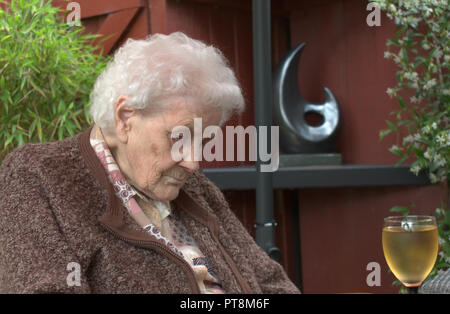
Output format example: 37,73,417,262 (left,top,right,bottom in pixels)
0,127,300,294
